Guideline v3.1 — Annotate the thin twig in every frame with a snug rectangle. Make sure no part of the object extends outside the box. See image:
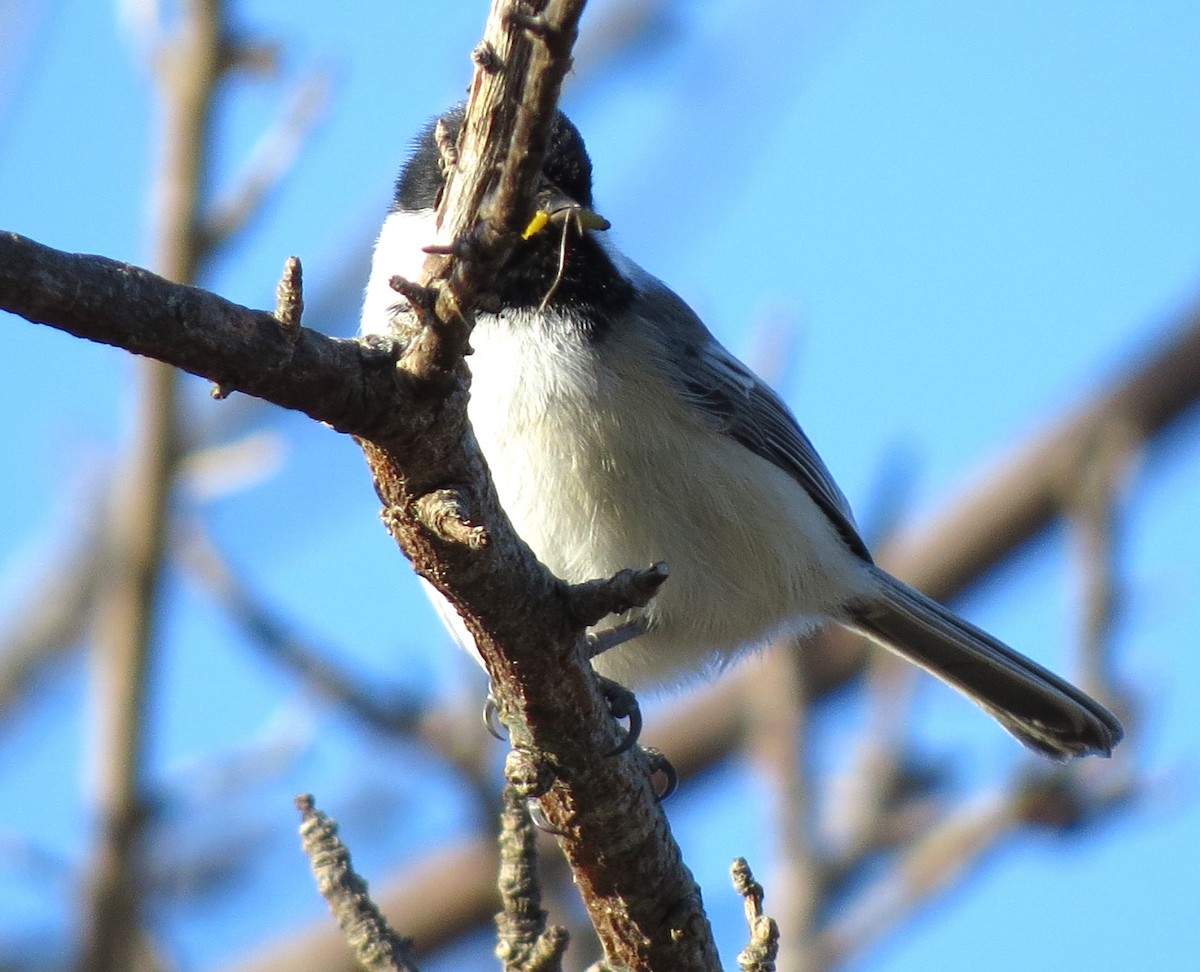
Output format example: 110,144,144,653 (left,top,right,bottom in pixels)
818,766,1136,968
201,69,333,251
819,651,939,900
274,255,304,333
495,782,569,972
225,840,500,972
732,858,780,972
818,790,1018,967
0,497,106,720
177,524,428,736
296,795,421,972
1070,425,1136,705
744,650,819,972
